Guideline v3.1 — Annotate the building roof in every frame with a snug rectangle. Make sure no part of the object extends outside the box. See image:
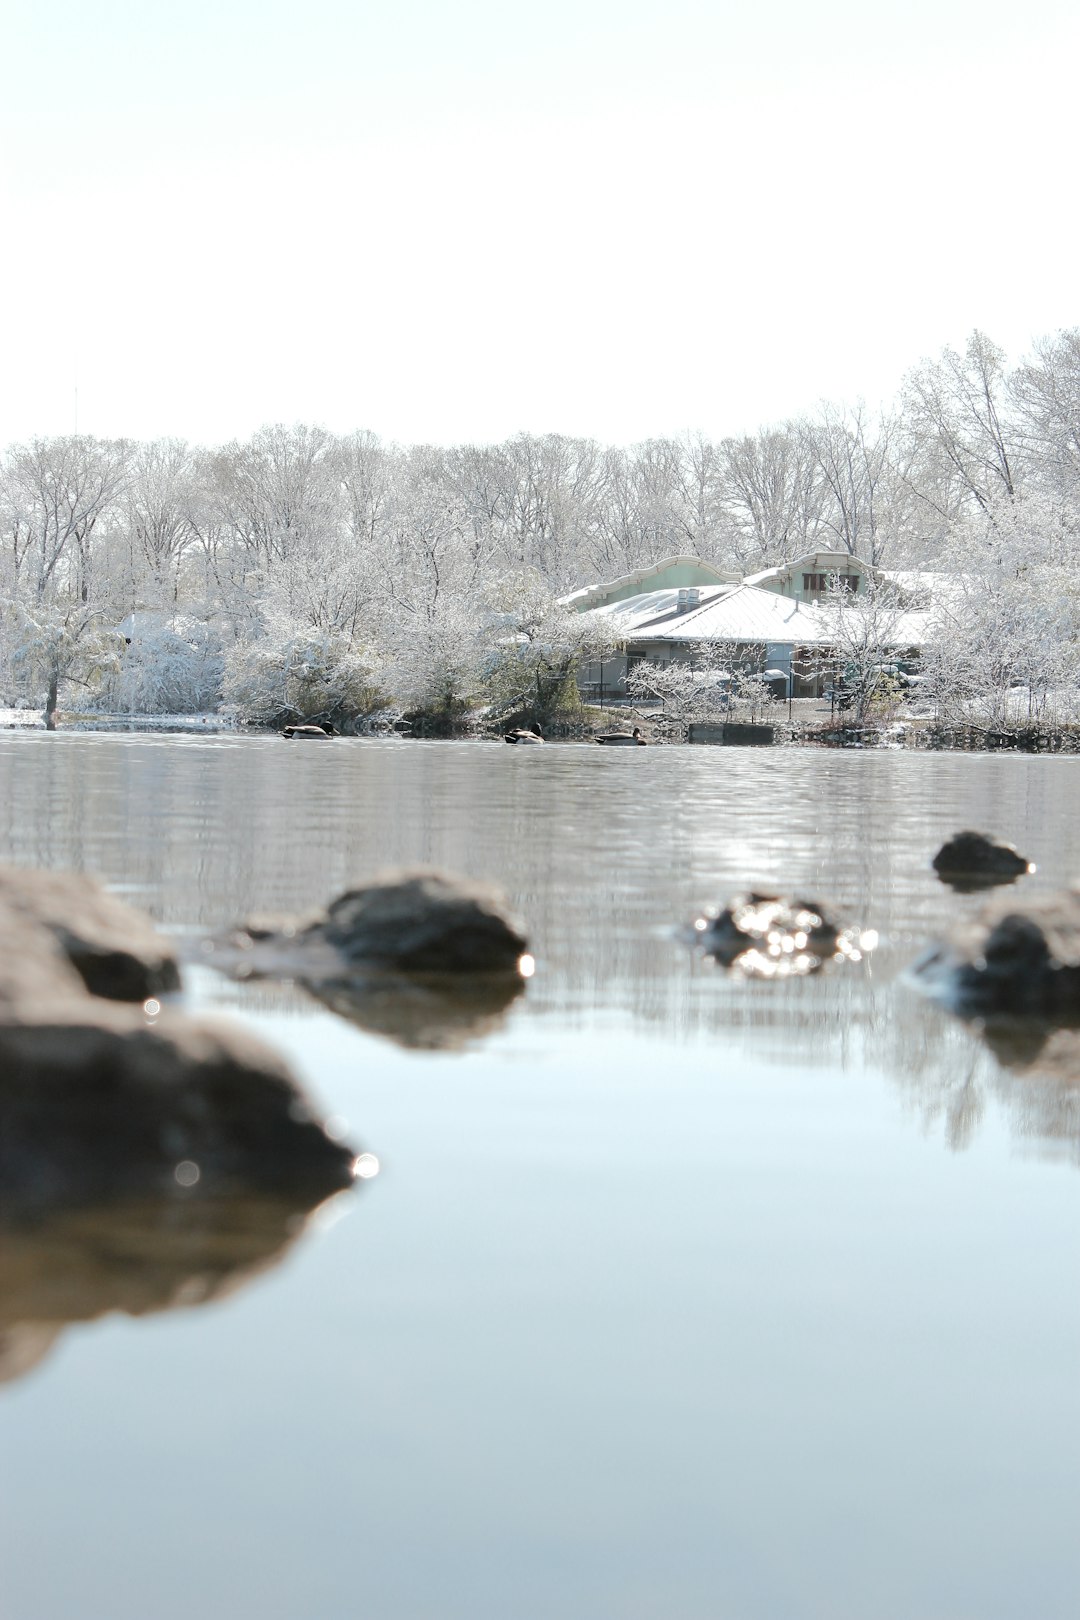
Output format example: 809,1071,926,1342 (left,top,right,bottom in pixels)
590,585,734,634
742,552,880,590
628,583,931,649
640,585,835,645
561,556,740,612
